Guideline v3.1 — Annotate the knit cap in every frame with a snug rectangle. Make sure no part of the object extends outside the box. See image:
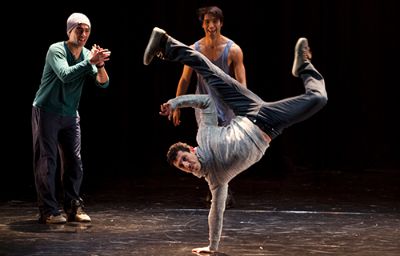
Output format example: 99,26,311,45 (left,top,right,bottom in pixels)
66,13,91,35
